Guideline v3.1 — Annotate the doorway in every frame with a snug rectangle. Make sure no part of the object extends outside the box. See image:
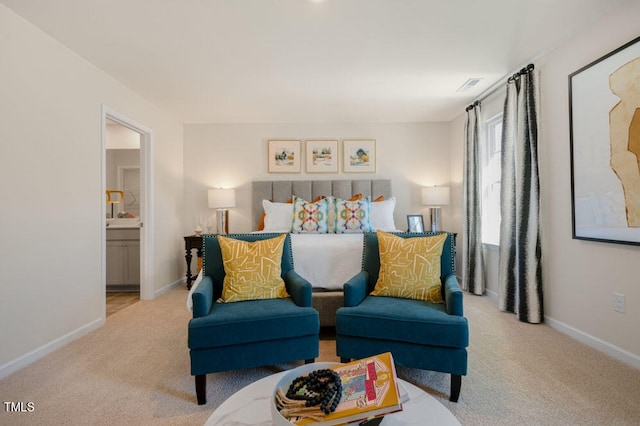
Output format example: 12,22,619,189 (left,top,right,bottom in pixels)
101,106,154,320
105,121,140,314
